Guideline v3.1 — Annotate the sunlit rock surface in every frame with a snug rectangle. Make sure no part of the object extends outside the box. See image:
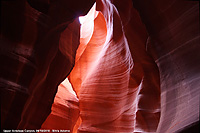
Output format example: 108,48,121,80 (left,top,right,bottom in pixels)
1,0,199,132
41,78,79,131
